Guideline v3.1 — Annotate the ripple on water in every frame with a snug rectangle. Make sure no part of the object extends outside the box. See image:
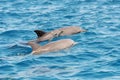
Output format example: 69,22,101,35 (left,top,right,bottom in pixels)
0,0,120,80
